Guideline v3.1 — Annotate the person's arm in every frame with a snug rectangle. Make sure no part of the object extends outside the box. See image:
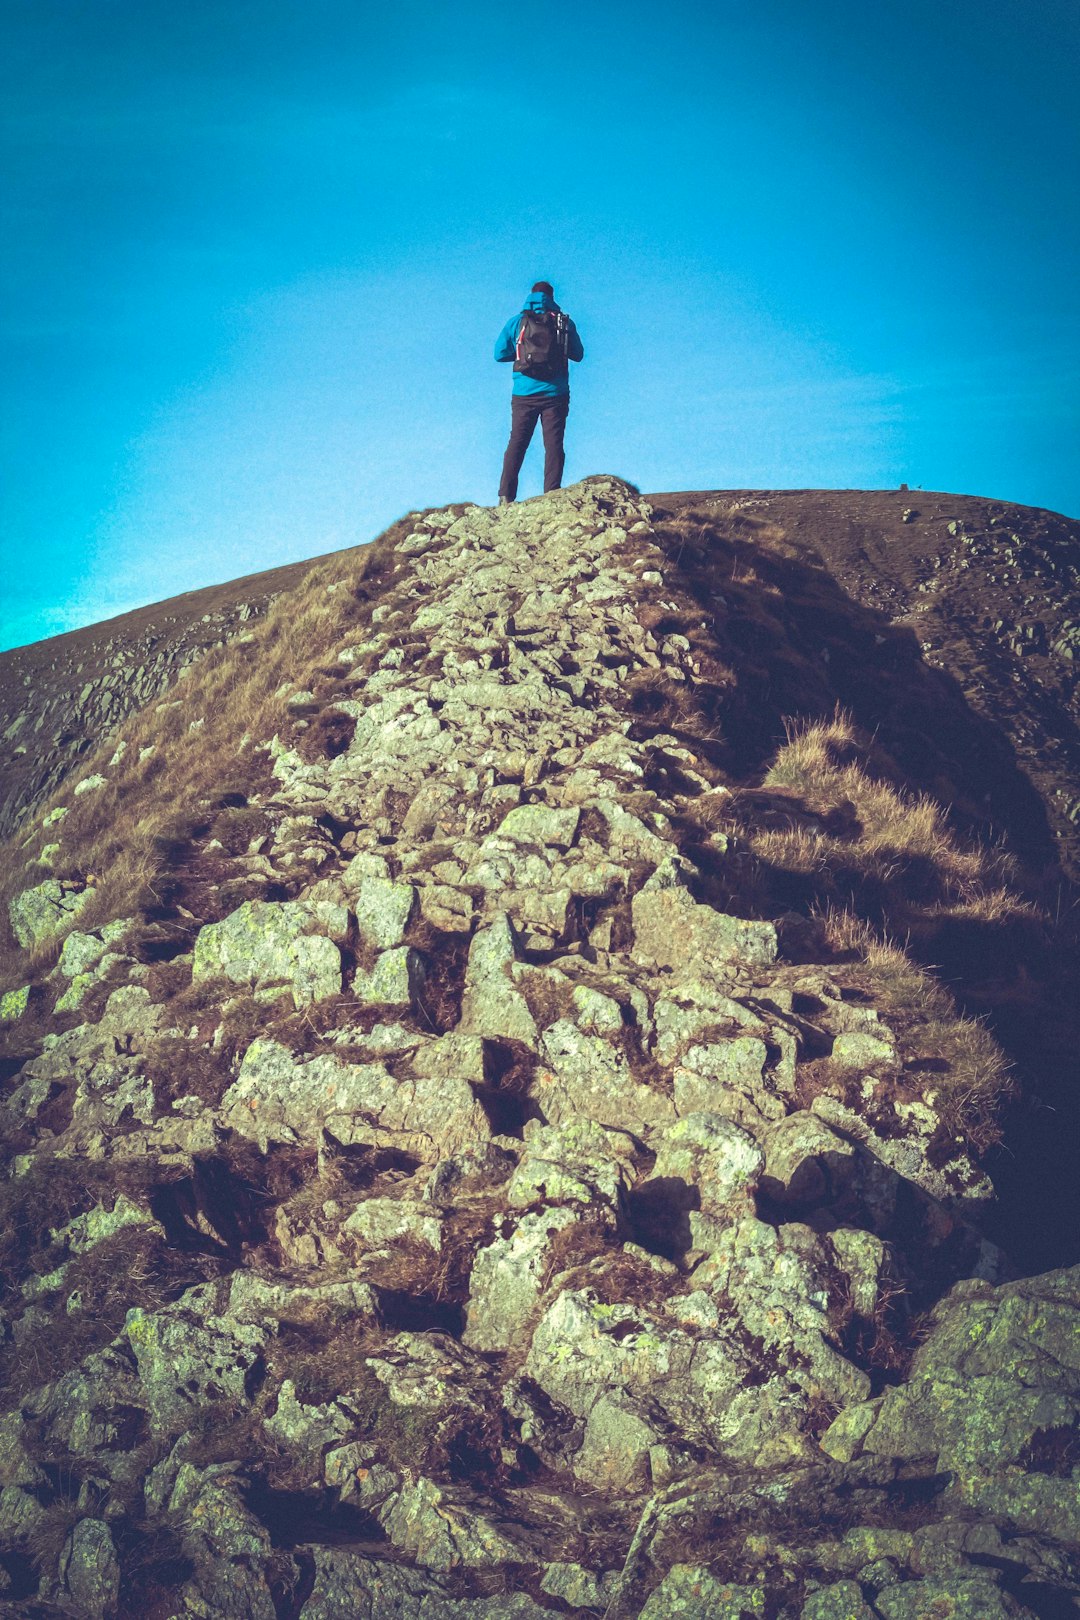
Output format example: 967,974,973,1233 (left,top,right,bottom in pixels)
566,317,584,363
494,314,520,362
